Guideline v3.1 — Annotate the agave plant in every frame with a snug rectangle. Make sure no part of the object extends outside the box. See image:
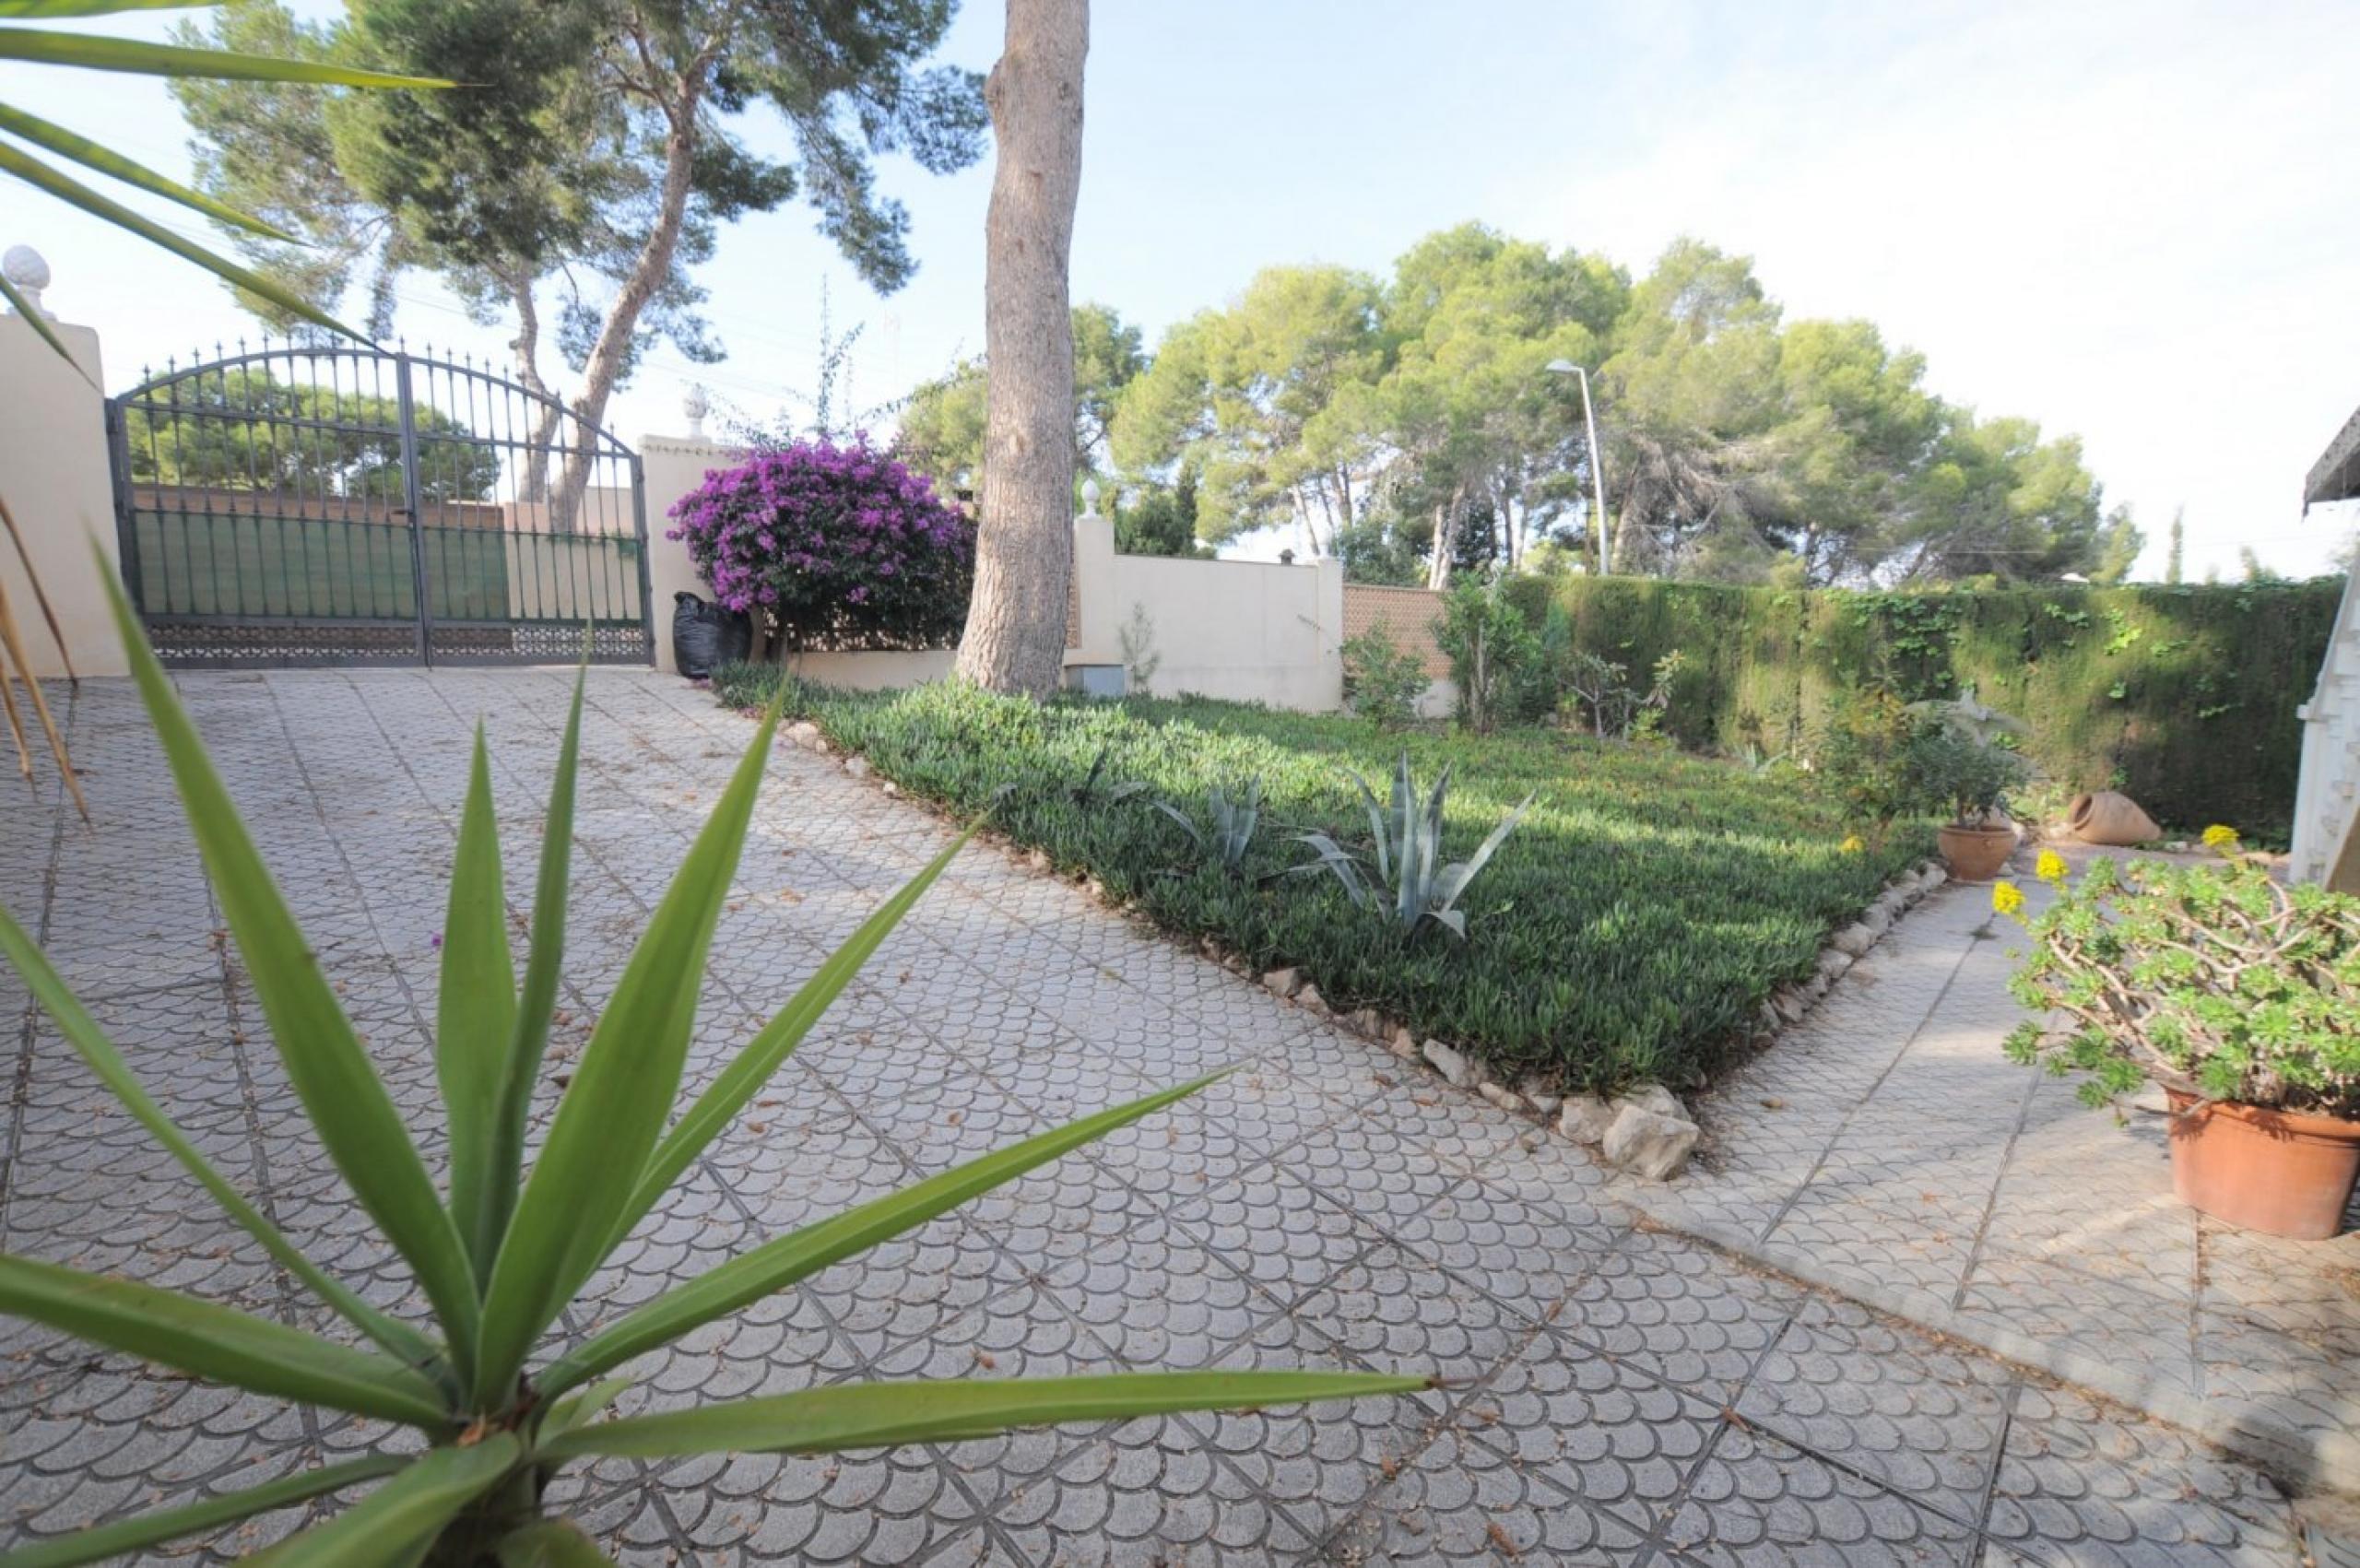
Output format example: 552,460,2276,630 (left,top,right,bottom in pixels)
0,571,1415,1565
1294,754,1533,939
0,0,439,358
1150,777,1263,875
